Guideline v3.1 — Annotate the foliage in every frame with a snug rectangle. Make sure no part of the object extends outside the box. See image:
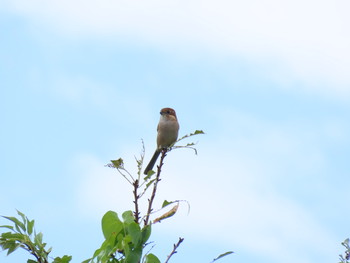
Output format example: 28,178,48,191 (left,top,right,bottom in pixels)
0,210,71,263
1,129,233,263
339,238,350,263
210,251,234,263
82,211,151,263
87,130,207,263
